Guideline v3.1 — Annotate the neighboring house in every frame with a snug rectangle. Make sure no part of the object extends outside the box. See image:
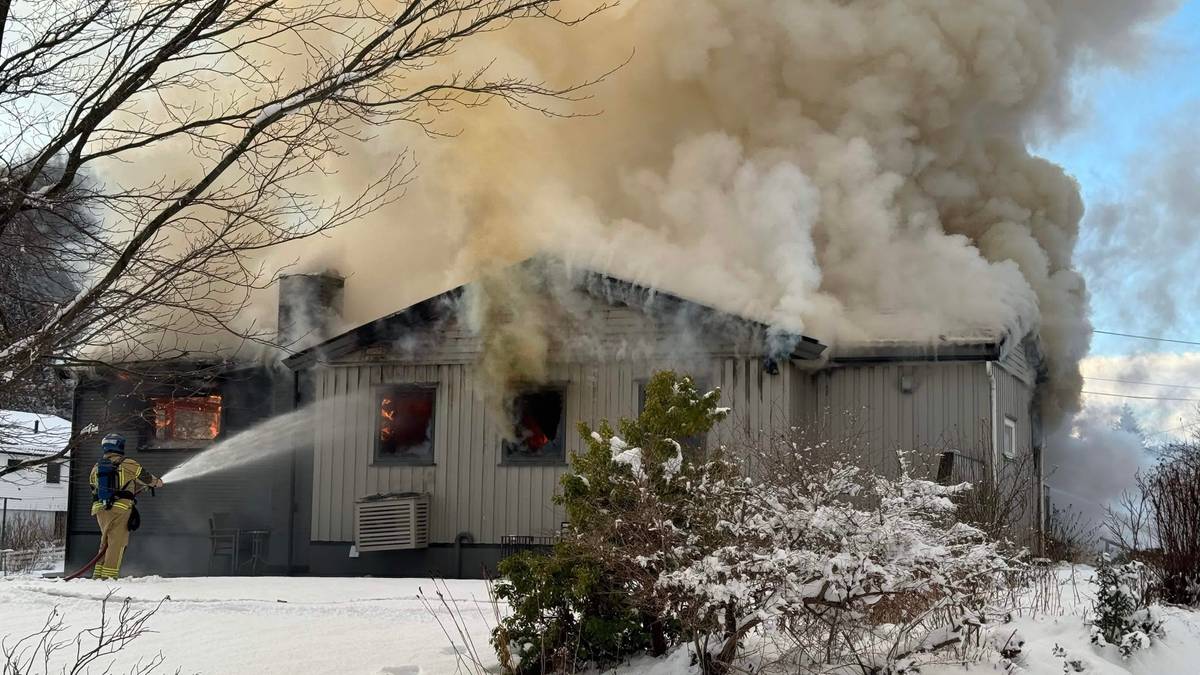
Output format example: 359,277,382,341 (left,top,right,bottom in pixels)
0,410,72,537
66,258,1045,577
